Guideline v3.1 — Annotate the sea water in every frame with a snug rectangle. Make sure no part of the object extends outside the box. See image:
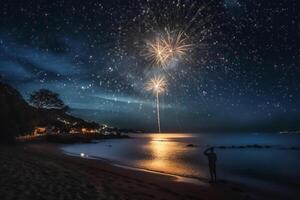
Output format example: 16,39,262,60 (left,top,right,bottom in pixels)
62,133,300,198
